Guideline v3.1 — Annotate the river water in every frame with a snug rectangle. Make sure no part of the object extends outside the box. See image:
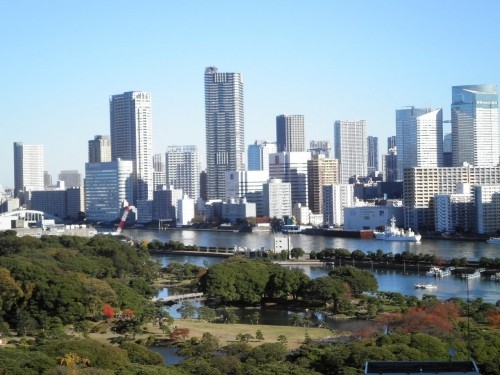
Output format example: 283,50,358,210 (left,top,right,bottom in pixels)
123,228,500,261
122,228,499,303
